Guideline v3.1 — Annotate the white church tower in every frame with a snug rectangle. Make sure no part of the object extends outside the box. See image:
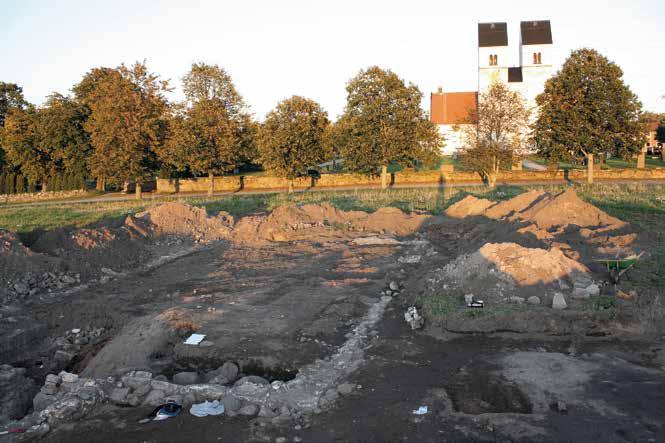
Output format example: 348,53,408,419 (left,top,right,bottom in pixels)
478,22,509,93
518,20,553,112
